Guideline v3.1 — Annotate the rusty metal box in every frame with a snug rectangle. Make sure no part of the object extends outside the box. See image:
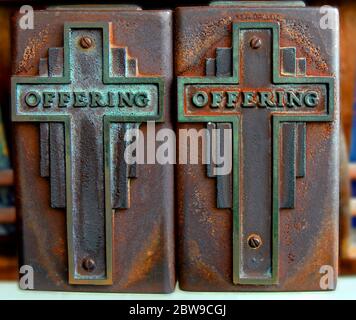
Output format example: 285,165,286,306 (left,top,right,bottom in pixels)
12,6,175,292
176,1,339,291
